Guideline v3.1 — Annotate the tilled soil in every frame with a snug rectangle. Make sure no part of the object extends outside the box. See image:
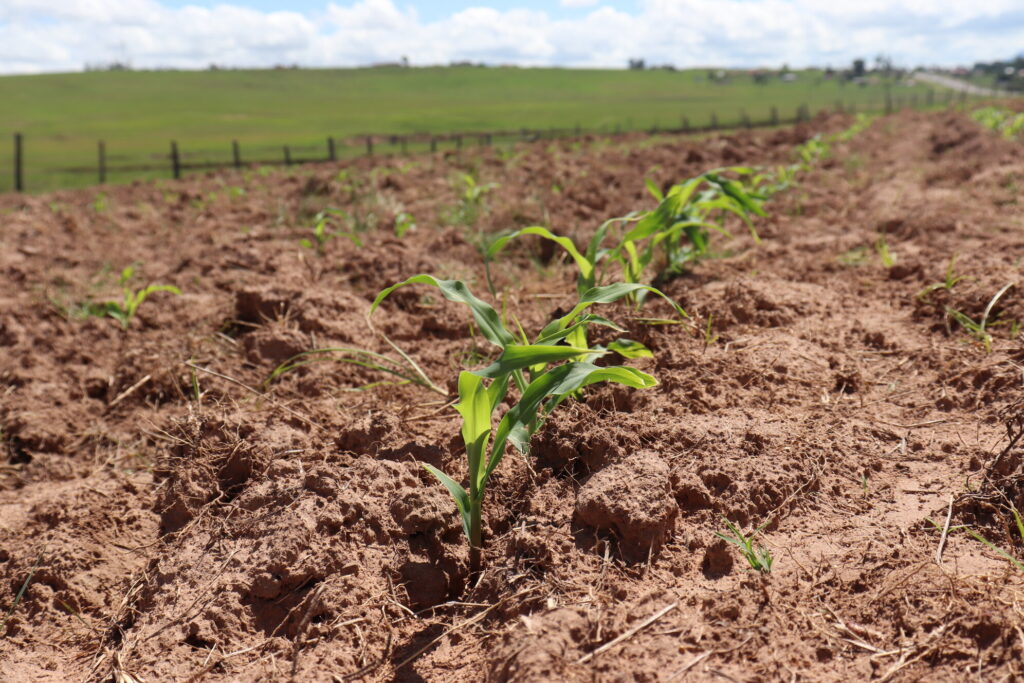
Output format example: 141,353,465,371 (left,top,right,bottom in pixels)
1,109,1023,682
